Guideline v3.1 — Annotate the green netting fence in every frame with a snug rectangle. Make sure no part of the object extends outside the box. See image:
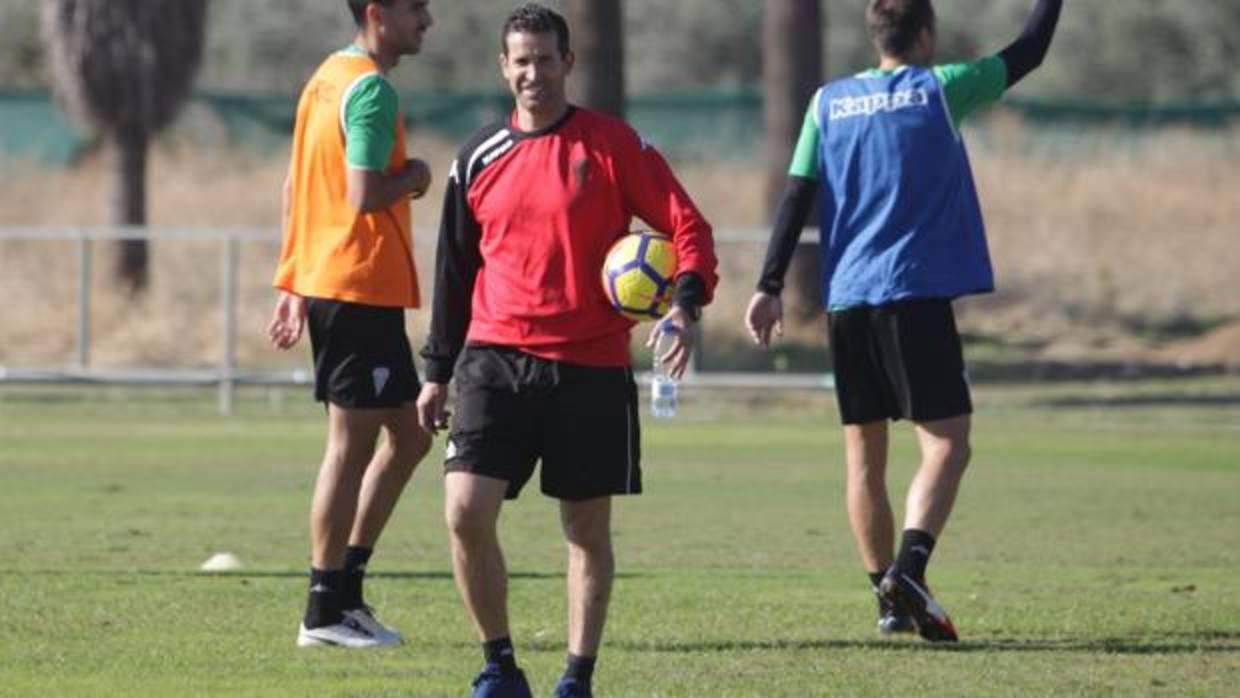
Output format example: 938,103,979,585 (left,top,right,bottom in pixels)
3,88,1238,166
